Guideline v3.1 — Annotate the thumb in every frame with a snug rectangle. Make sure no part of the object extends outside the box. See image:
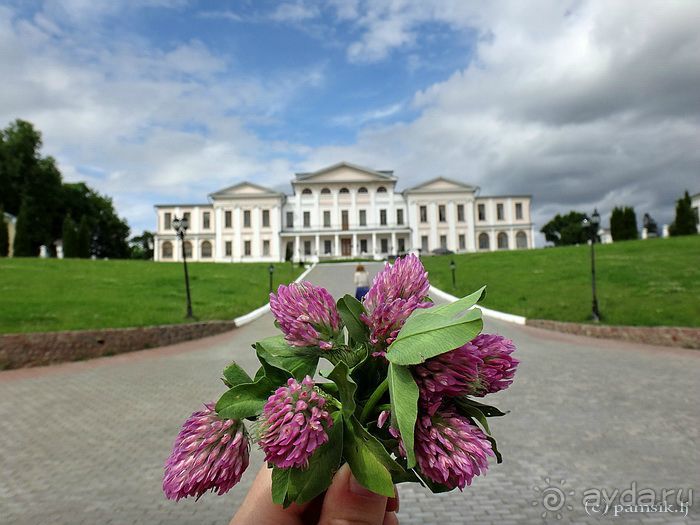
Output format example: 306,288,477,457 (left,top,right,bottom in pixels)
318,464,393,525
